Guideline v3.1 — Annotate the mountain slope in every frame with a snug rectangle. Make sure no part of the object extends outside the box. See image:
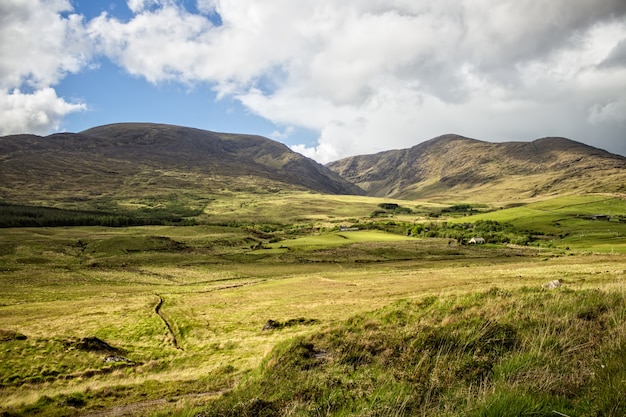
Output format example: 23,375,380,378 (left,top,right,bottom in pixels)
326,134,626,201
0,123,363,206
